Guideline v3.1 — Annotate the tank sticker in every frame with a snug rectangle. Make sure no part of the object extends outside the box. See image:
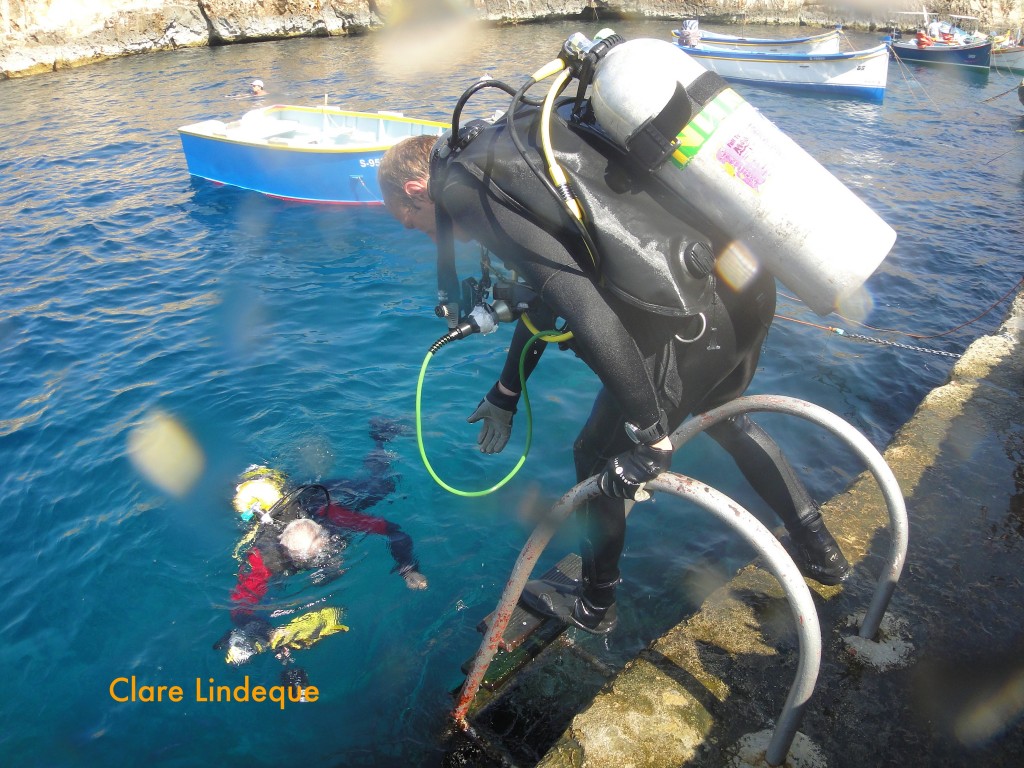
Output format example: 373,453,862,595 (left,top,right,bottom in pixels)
670,88,743,167
716,134,768,191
